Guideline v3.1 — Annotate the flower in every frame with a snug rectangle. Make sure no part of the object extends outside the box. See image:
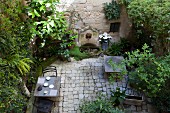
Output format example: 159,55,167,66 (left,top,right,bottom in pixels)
99,32,112,42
